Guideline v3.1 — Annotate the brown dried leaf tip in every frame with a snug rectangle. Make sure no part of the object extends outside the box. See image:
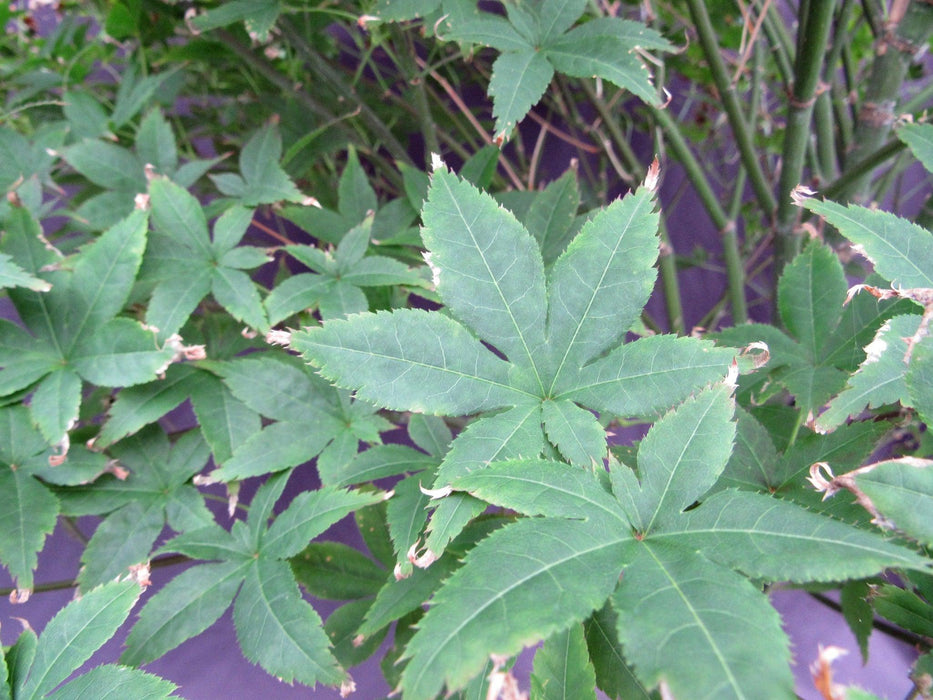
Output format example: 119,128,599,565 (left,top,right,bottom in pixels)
810,644,849,700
